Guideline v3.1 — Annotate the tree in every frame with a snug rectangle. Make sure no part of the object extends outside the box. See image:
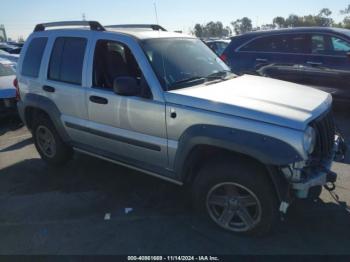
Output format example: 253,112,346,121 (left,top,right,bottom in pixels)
206,21,223,37
261,24,276,30
340,5,350,15
285,14,302,27
343,17,350,29
224,26,232,36
282,11,334,28
231,17,253,35
273,16,286,28
316,8,333,27
194,24,204,37
340,4,350,28
319,8,332,17
193,21,232,38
